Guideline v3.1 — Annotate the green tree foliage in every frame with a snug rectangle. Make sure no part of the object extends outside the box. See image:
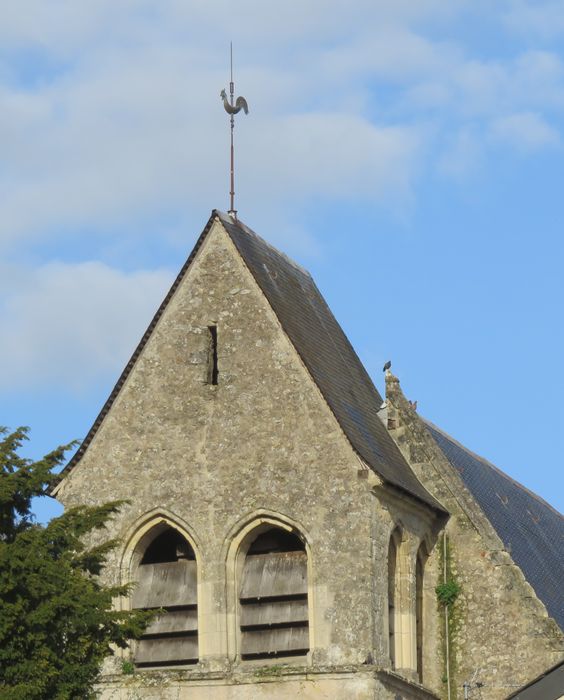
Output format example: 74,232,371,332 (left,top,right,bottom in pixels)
0,427,153,700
